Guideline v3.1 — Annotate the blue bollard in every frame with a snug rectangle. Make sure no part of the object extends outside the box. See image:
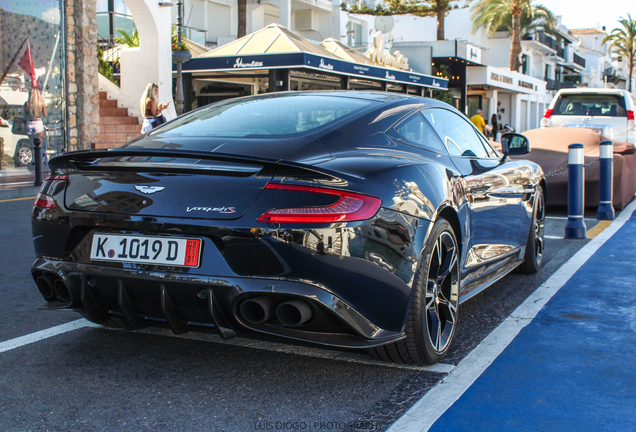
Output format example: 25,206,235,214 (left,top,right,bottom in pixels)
565,143,586,239
34,137,42,187
597,140,615,220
